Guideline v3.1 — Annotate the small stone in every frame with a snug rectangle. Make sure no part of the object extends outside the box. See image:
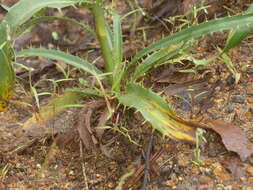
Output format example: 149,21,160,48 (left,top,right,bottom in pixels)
248,98,253,104
226,103,234,113
249,108,253,115
177,153,190,167
199,175,211,185
231,95,245,104
49,187,61,190
246,67,253,74
226,75,235,85
208,112,222,120
191,166,200,174
212,163,231,181
165,173,178,187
